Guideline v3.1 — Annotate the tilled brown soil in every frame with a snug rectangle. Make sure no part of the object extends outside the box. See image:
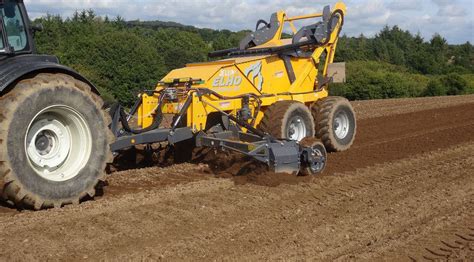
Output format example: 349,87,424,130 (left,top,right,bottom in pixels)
352,94,474,120
0,96,473,261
